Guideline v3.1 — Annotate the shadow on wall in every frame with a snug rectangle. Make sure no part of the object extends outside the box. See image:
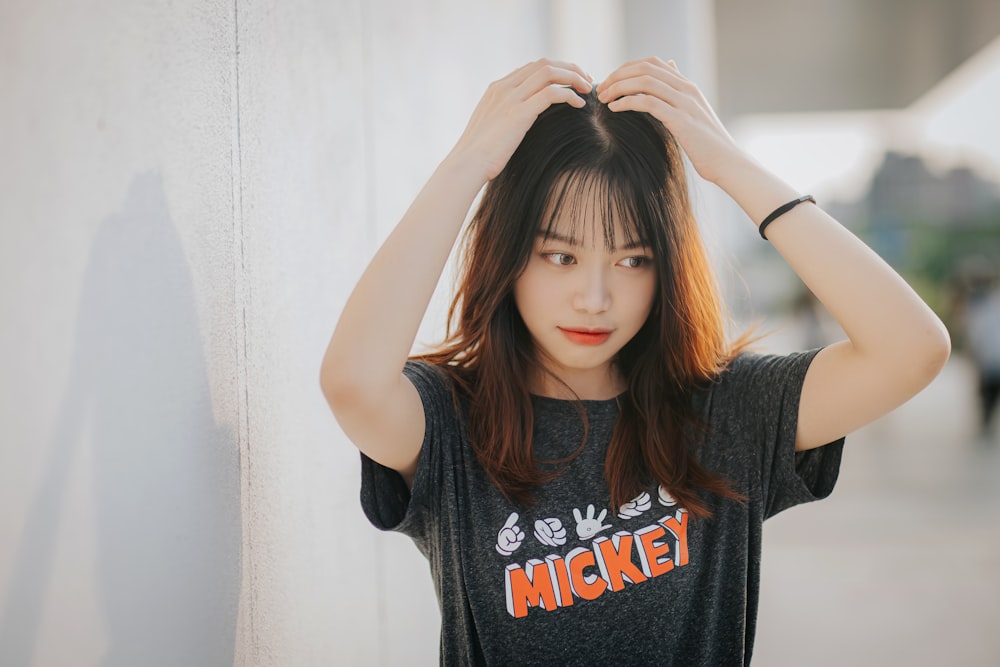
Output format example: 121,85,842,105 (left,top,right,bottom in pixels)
0,172,241,665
